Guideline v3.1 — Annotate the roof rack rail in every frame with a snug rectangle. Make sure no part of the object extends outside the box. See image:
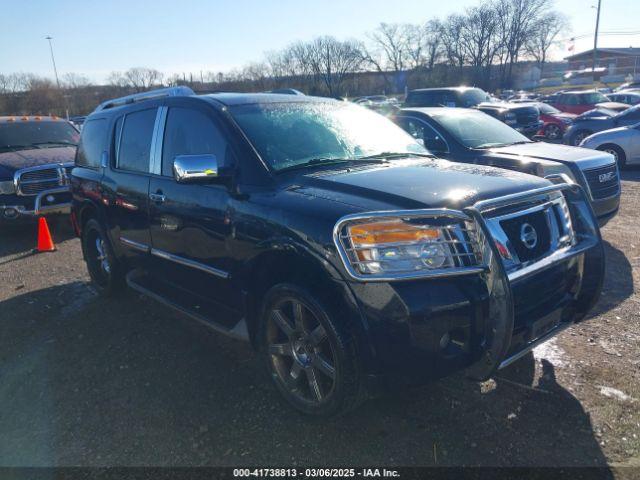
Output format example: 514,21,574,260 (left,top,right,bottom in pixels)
94,86,195,112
